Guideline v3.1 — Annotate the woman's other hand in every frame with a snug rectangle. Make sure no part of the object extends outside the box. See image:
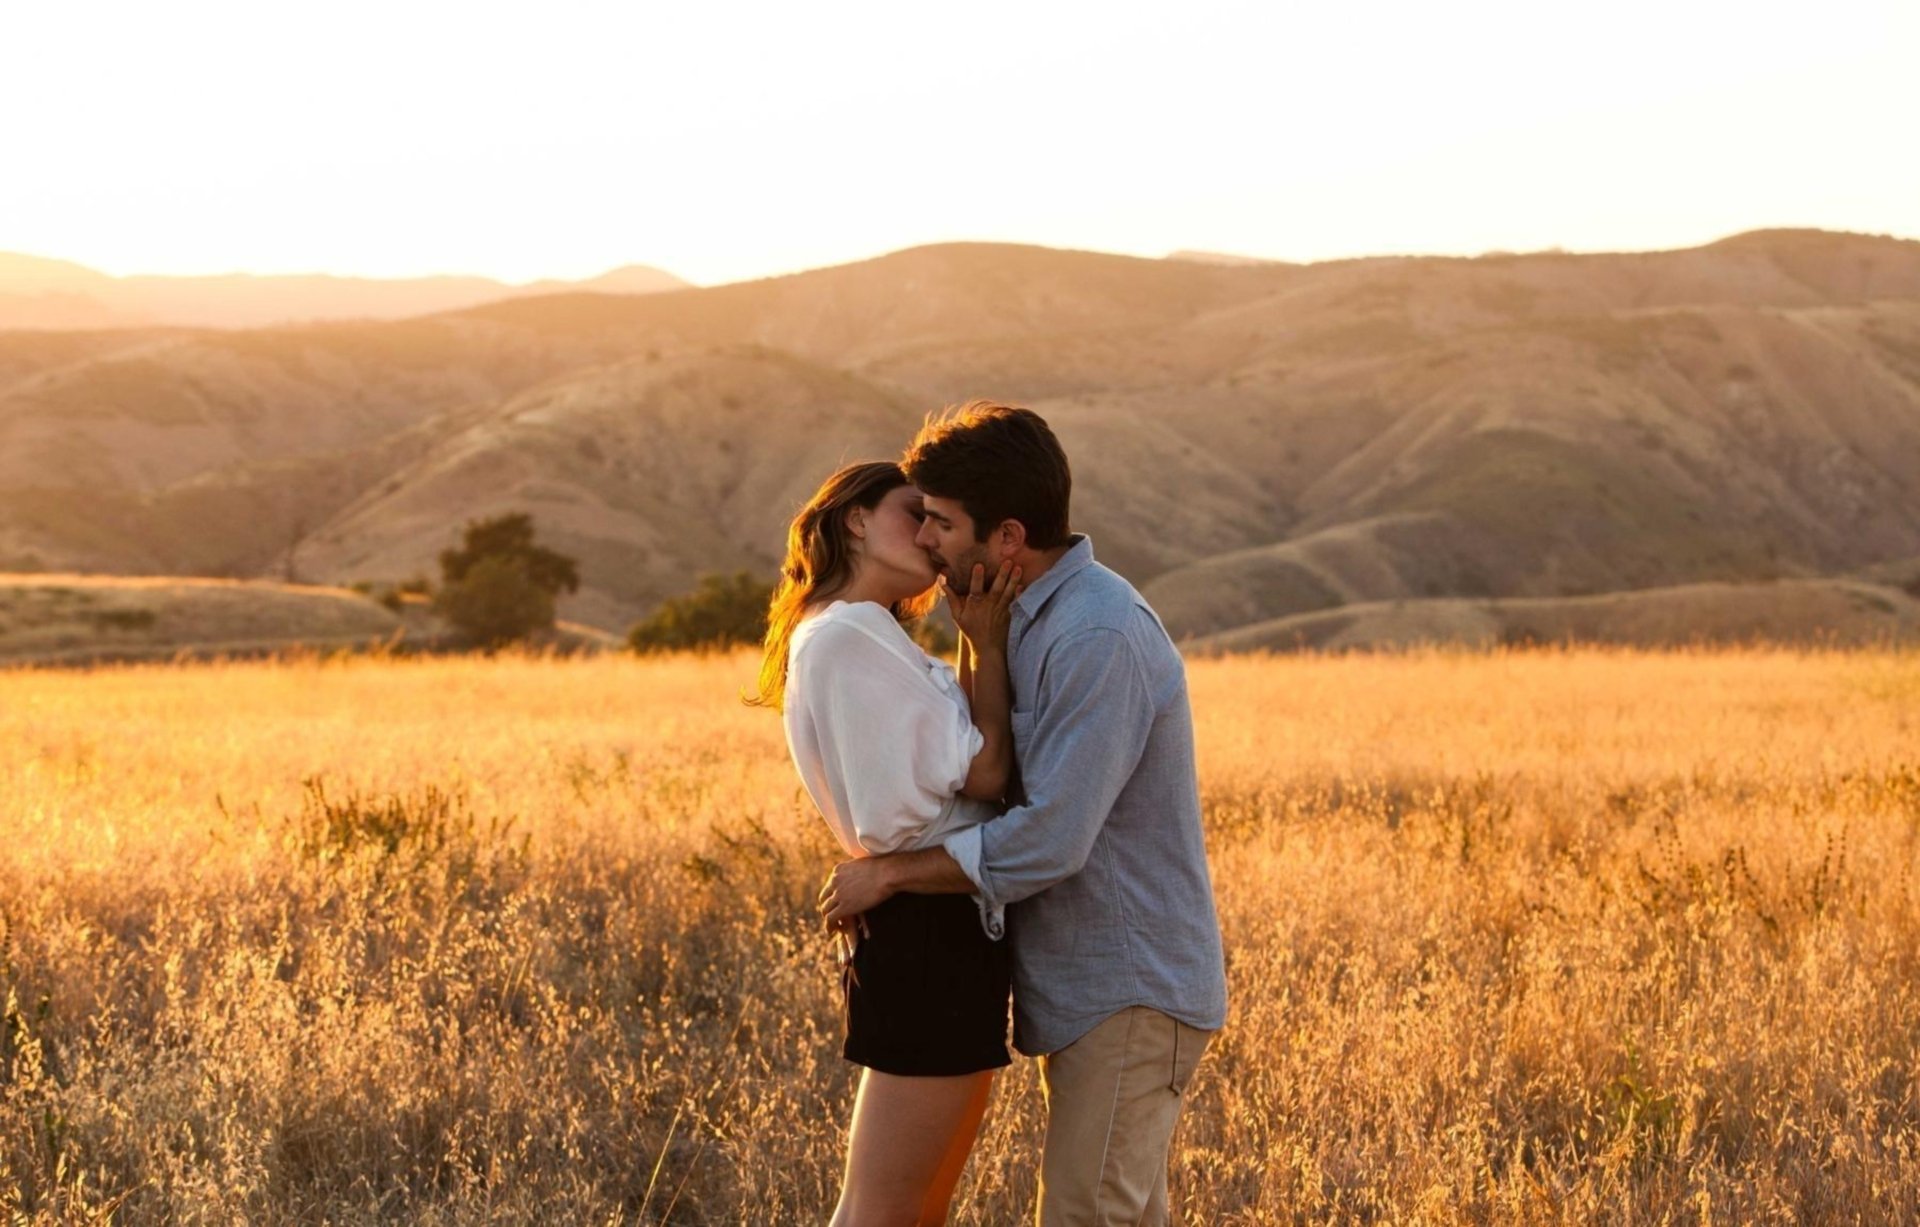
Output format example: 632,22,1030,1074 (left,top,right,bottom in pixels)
944,561,1021,655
